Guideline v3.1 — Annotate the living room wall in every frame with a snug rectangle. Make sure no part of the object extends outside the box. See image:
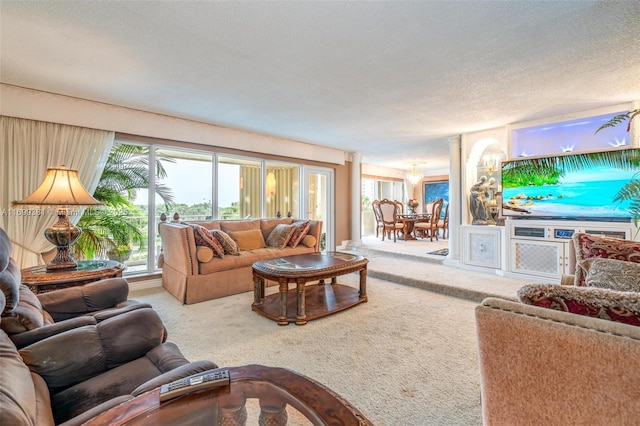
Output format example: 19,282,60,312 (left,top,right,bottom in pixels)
0,84,353,250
